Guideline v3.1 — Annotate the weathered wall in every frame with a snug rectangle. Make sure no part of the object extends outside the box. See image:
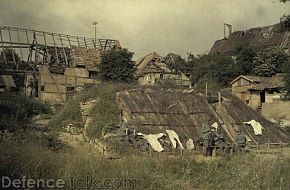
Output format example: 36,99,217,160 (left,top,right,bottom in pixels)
262,101,290,120
139,73,190,86
249,91,260,109
265,93,281,103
